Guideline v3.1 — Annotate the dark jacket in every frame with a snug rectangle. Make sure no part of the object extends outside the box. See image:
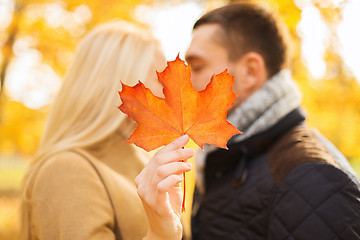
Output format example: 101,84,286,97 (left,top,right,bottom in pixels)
191,108,360,240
